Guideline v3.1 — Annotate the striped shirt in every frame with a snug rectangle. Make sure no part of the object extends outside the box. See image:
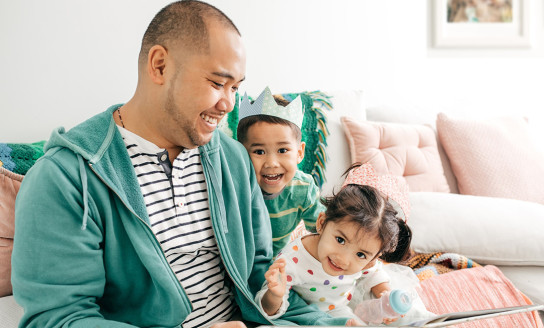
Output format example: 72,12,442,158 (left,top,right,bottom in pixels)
118,127,236,328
